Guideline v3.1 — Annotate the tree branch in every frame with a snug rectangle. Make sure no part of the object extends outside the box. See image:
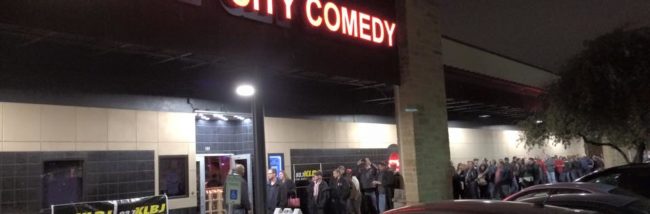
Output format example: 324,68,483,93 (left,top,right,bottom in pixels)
579,134,631,164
